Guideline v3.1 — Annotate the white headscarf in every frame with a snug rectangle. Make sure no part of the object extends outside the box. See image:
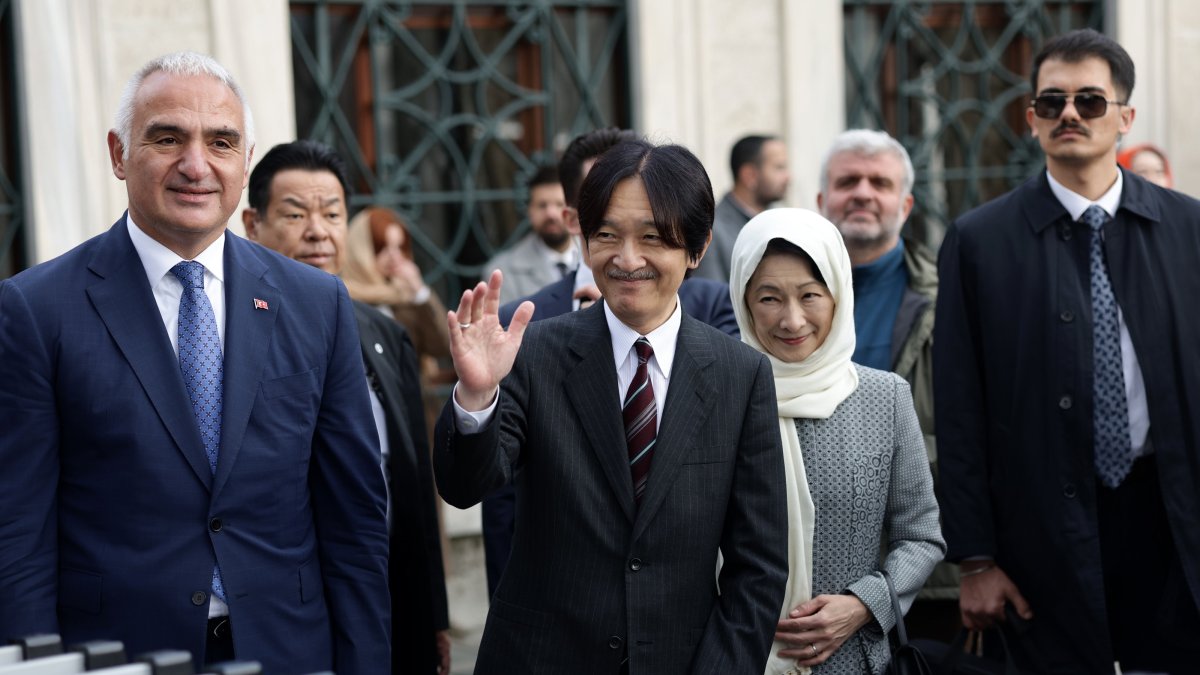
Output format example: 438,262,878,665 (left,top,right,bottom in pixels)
730,208,859,675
